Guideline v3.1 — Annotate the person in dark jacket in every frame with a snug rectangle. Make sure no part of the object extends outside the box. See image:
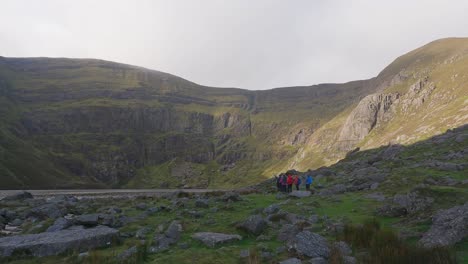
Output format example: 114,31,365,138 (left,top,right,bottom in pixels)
294,175,301,190
305,174,313,191
276,176,281,191
281,174,288,192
